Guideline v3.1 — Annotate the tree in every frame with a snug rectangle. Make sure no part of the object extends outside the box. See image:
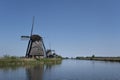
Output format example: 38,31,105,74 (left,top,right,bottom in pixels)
92,54,95,58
